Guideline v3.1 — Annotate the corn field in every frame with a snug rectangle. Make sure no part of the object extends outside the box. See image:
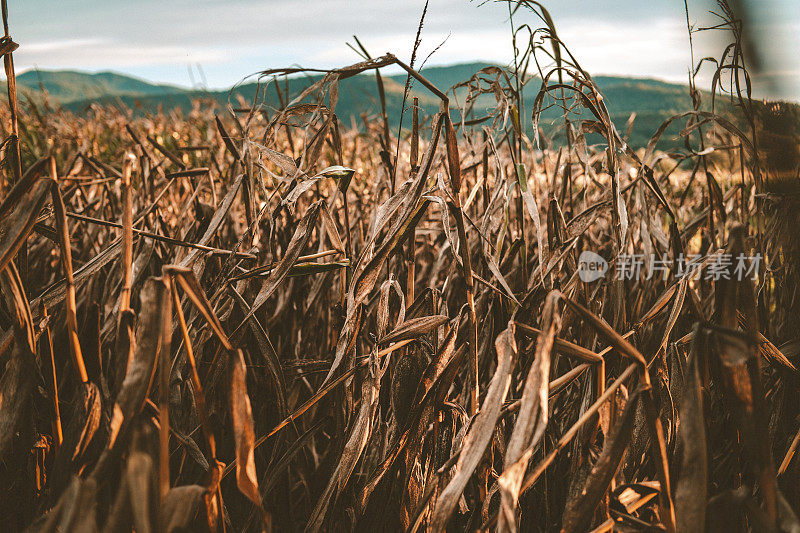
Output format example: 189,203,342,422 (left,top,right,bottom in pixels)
0,1,799,531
